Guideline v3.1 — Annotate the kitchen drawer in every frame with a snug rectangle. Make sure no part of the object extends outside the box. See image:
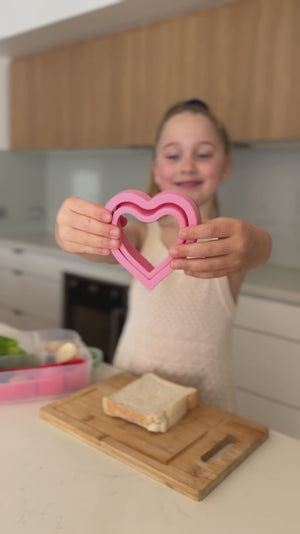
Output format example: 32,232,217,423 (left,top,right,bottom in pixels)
0,246,62,281
0,269,62,321
233,327,300,408
0,306,20,329
21,250,62,281
23,275,62,321
0,305,60,330
0,245,27,269
236,388,300,440
235,295,300,341
0,267,25,308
